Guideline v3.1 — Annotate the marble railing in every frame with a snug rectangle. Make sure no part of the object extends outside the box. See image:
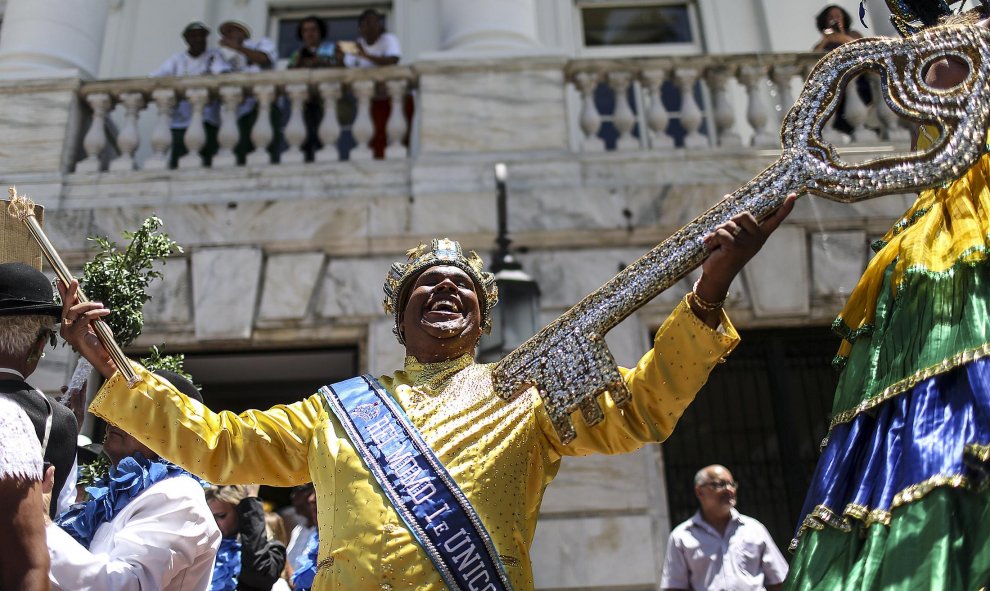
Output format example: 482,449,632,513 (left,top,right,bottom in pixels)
566,52,911,151
70,52,909,173
74,66,416,172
